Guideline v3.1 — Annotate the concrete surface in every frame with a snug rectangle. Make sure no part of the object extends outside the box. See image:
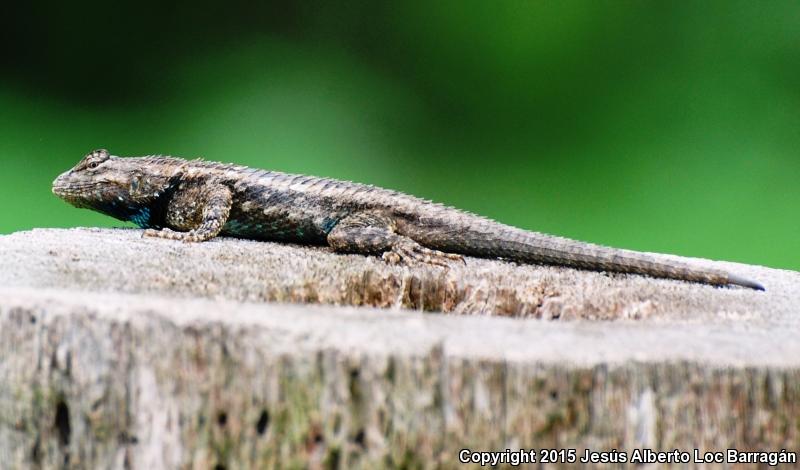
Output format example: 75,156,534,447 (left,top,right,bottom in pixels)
0,228,798,469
